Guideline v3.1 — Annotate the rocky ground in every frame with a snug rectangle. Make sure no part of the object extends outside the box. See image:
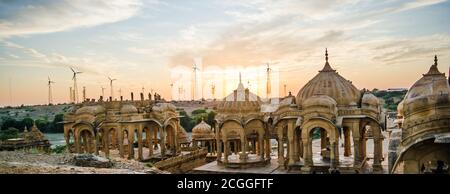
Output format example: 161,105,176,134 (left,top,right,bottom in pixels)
0,151,168,174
